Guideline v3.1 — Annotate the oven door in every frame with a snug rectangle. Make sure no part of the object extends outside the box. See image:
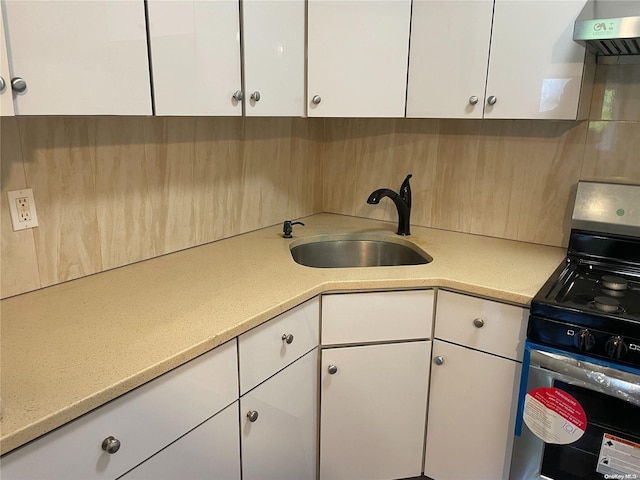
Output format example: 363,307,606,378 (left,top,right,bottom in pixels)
509,341,640,480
